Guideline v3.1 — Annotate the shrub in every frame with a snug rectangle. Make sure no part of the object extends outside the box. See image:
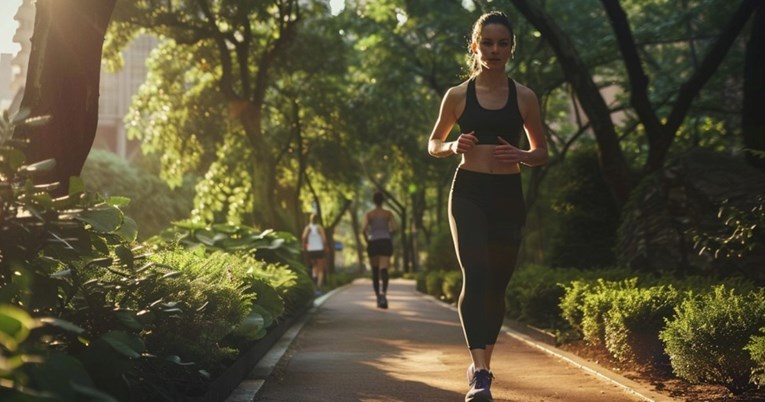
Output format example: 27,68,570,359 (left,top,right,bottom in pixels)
81,149,195,238
415,270,428,293
441,270,463,303
425,271,446,299
660,285,765,394
506,264,570,329
579,278,639,346
148,221,315,315
543,148,621,269
746,331,765,387
603,285,681,365
424,228,460,272
559,280,592,335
